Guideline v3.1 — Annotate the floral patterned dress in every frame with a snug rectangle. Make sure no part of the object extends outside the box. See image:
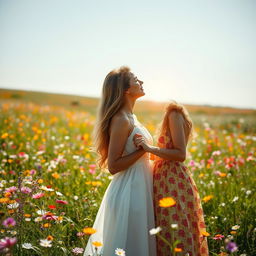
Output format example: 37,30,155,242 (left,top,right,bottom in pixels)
153,132,209,256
